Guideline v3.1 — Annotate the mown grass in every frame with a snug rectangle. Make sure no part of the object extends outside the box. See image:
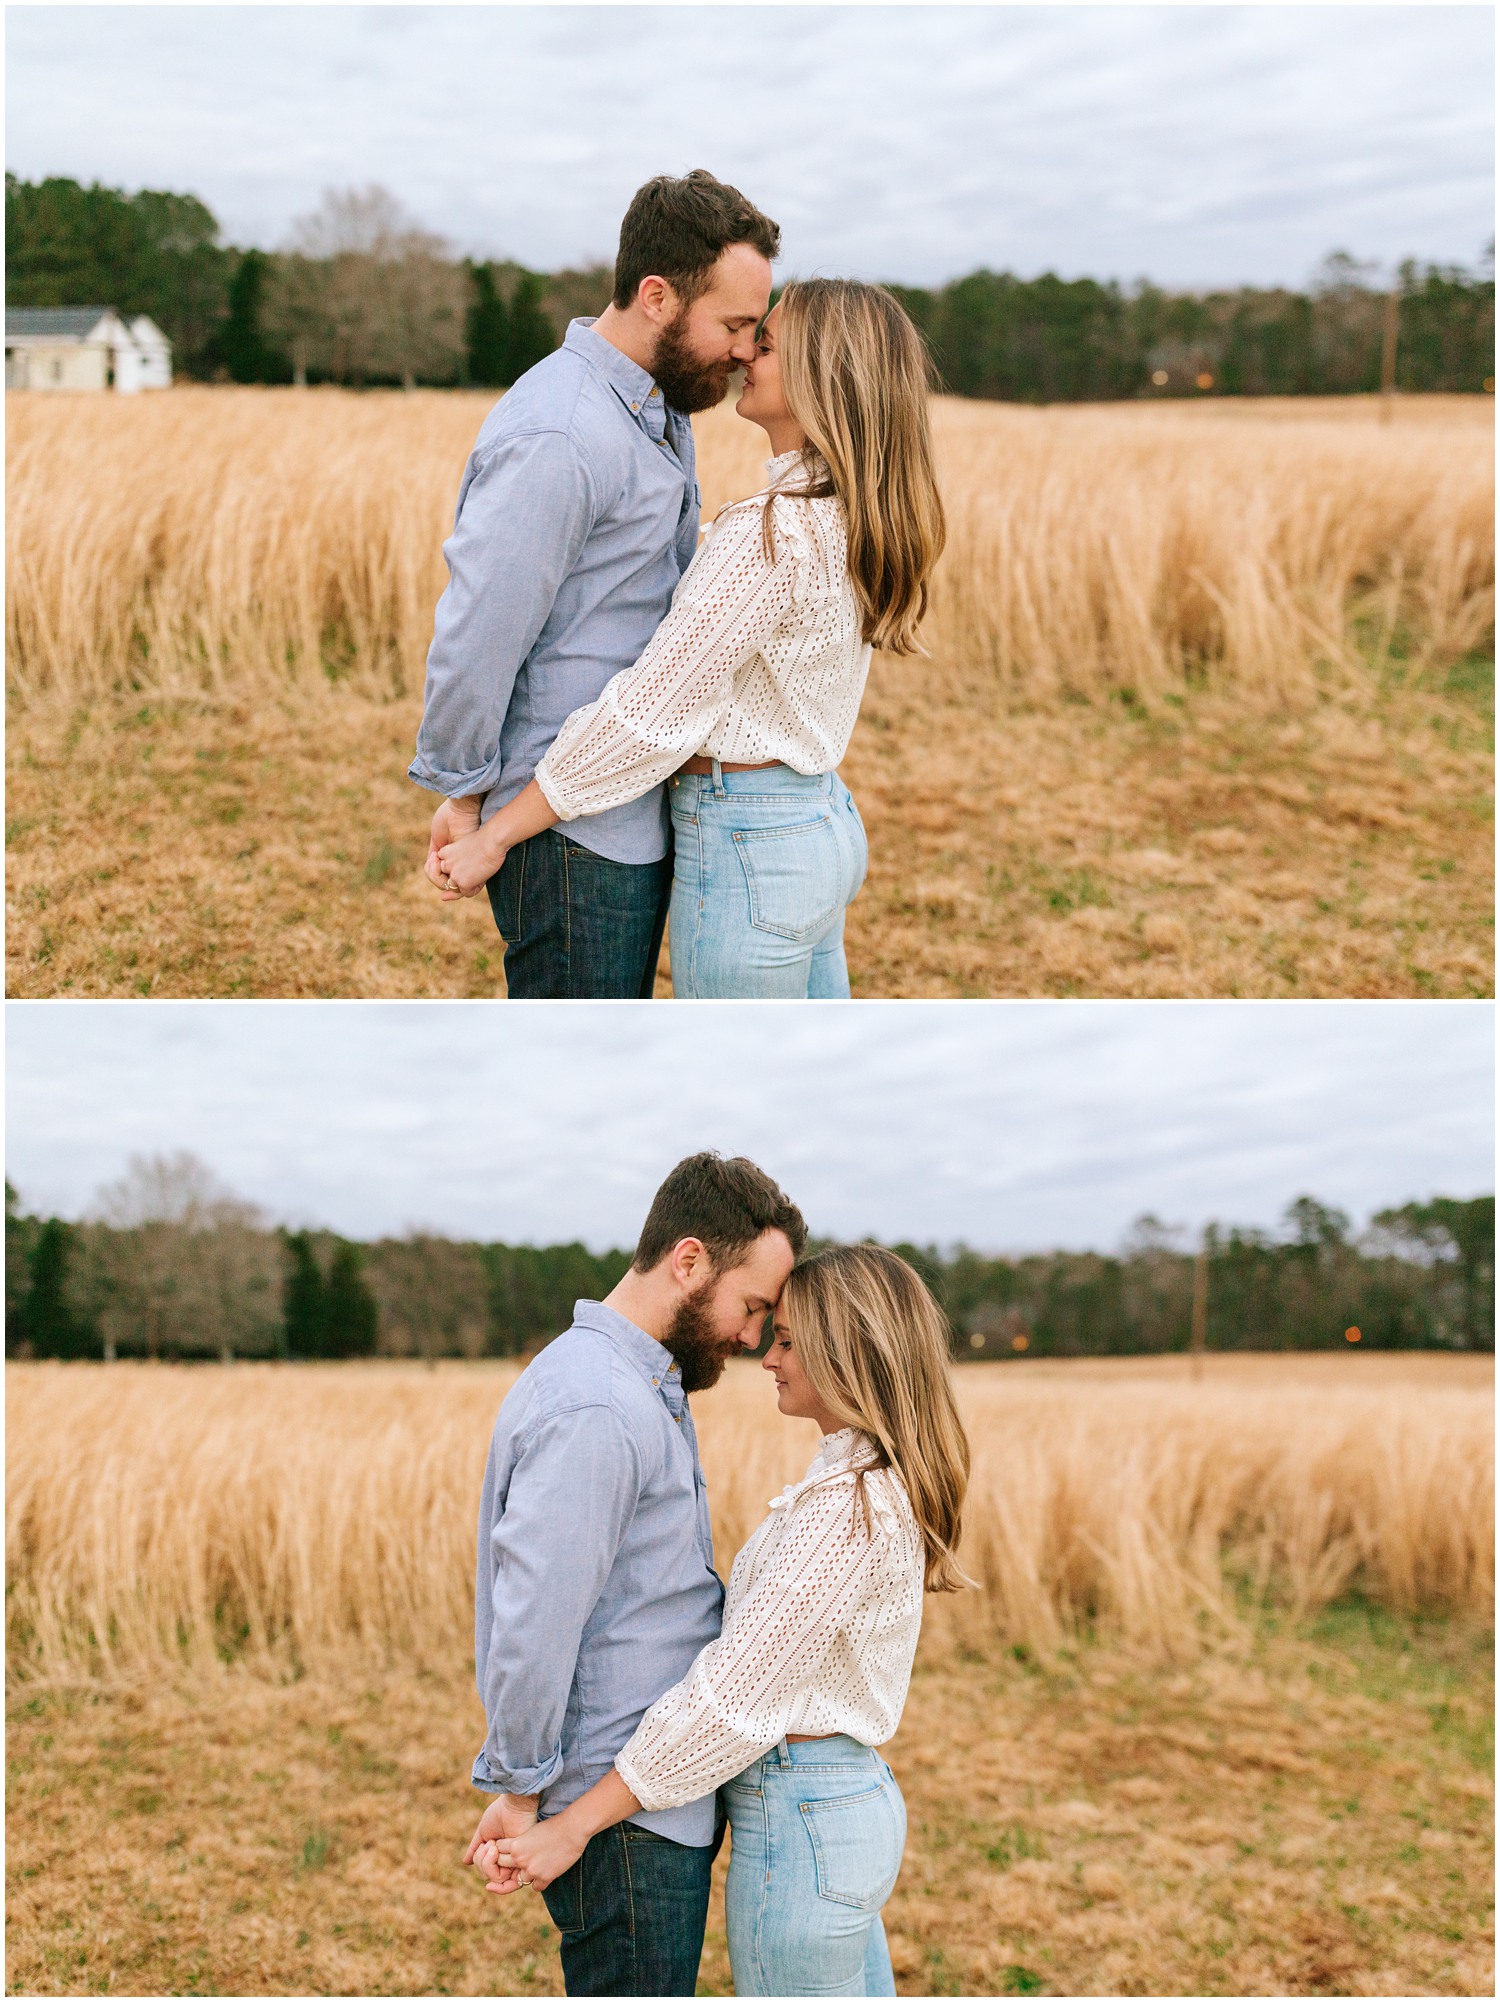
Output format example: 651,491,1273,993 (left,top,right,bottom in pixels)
4,660,1491,998
6,1616,1491,1995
